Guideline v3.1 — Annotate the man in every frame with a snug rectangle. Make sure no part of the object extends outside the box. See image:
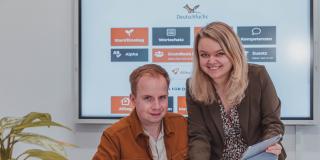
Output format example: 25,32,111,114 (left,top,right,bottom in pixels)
93,64,188,160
